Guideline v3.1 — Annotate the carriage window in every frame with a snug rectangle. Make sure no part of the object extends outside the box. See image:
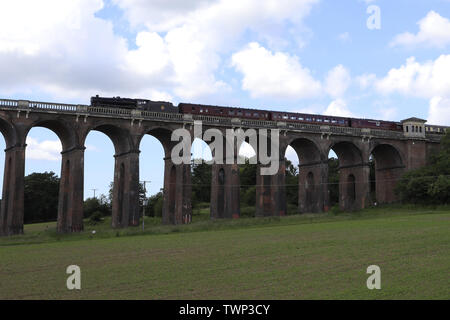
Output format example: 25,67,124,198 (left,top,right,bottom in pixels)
298,117,304,121
254,113,259,117
290,116,296,120
200,108,203,113
317,118,323,122
324,119,330,123
229,110,234,115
